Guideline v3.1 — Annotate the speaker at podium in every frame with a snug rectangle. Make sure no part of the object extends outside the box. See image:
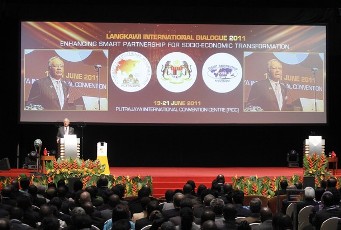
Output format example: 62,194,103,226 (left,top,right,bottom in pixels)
74,96,108,111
